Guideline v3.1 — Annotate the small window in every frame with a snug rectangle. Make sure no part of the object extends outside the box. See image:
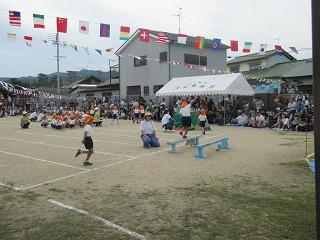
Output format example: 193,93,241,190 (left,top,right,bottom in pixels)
249,62,261,71
86,93,94,97
230,65,240,73
144,86,149,95
200,56,207,66
184,54,199,65
160,52,168,62
134,56,147,67
153,85,164,93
